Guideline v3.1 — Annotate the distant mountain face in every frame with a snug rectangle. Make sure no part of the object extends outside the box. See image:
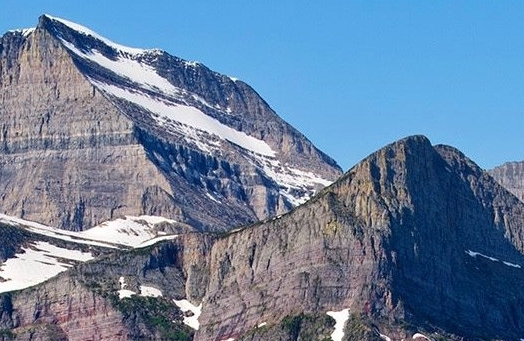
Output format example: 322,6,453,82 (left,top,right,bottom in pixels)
489,160,524,202
2,135,524,340
0,14,341,231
